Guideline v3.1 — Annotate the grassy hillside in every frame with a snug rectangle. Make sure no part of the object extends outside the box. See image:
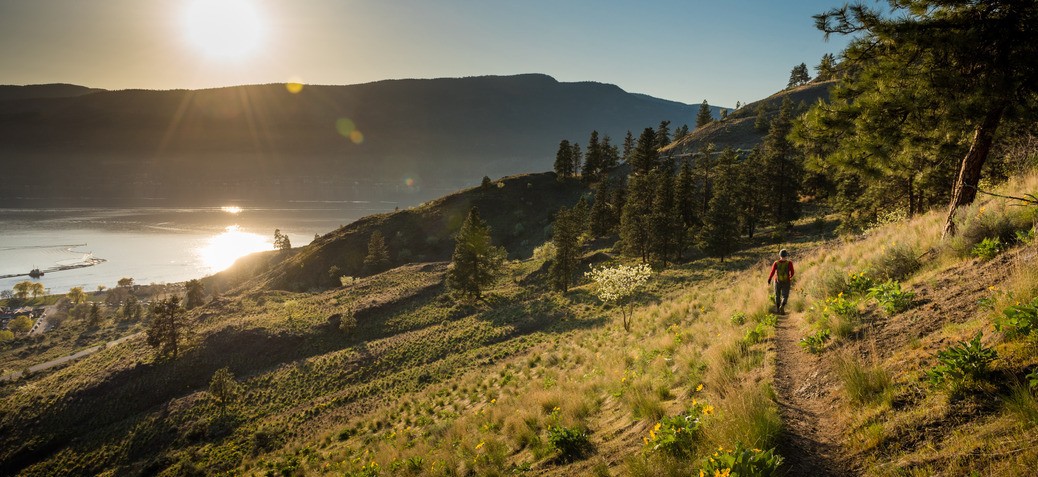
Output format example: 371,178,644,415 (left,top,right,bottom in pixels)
2,157,1037,475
